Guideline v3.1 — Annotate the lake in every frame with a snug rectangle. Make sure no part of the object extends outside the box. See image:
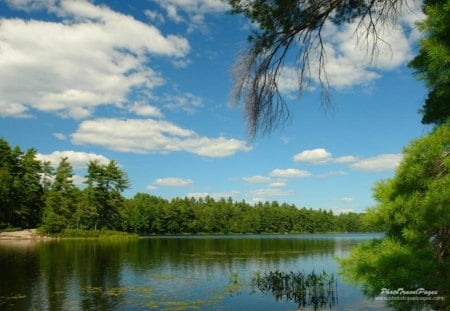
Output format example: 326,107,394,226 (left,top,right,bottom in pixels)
0,233,386,310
